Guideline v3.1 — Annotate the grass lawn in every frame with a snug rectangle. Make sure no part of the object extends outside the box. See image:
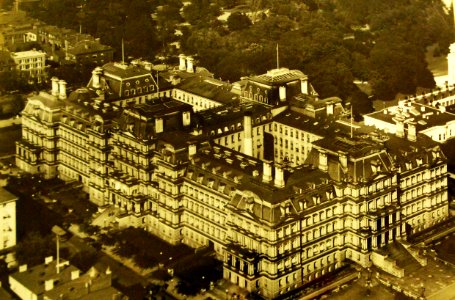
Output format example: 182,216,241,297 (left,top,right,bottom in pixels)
0,125,21,156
